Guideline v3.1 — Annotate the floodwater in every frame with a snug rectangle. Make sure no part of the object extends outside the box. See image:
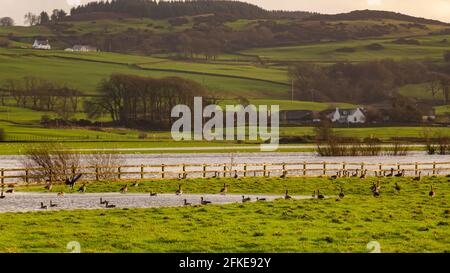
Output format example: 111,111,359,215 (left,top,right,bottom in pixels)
1,152,449,182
